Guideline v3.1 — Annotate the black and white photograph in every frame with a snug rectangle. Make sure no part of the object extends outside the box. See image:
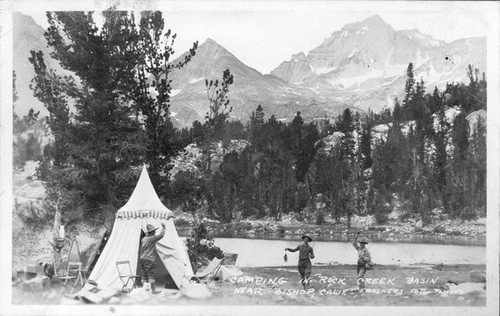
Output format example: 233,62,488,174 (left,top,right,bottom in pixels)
0,1,499,315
